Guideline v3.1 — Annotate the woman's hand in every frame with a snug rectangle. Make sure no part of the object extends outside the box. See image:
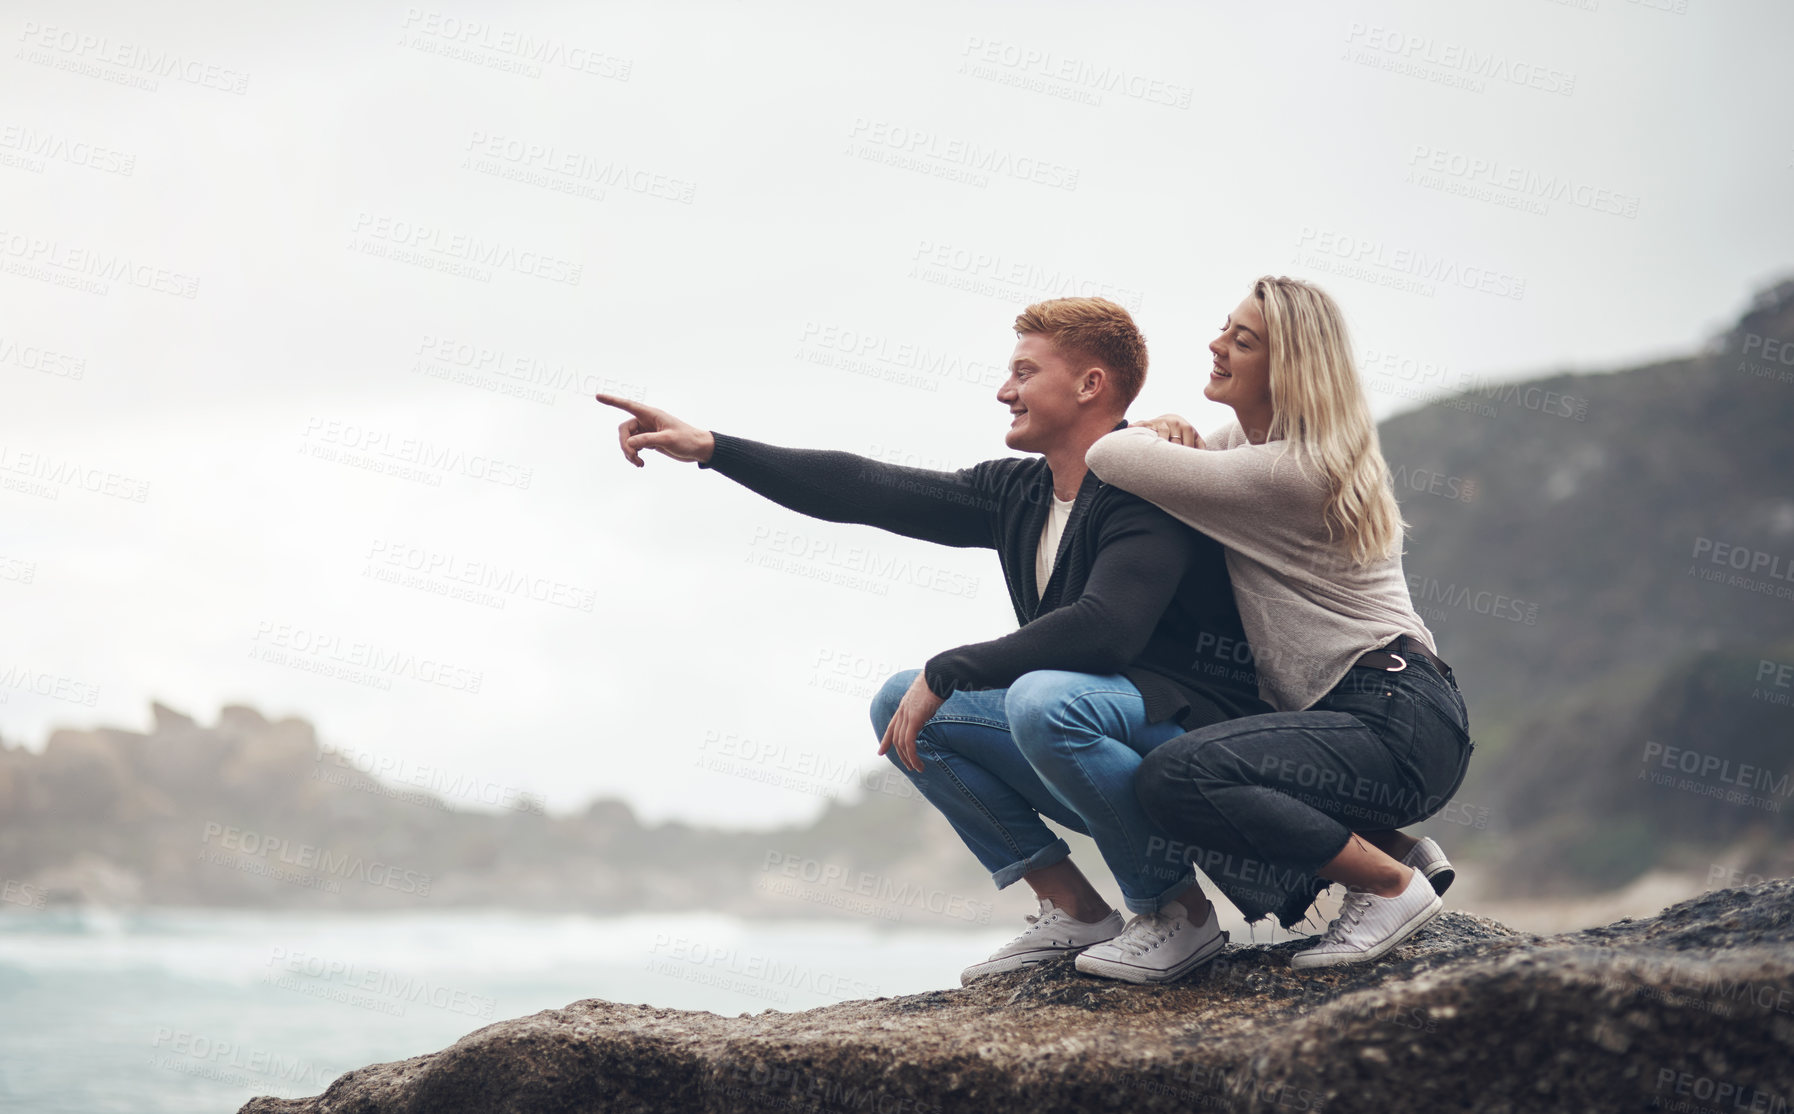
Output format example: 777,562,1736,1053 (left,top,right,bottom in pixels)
877,670,947,773
1133,413,1203,448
